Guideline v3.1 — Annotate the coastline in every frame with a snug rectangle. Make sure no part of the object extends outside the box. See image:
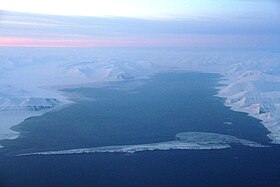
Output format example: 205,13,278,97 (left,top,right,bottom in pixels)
217,93,280,144
0,111,51,147
216,72,280,144
1,68,280,149
0,88,73,148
